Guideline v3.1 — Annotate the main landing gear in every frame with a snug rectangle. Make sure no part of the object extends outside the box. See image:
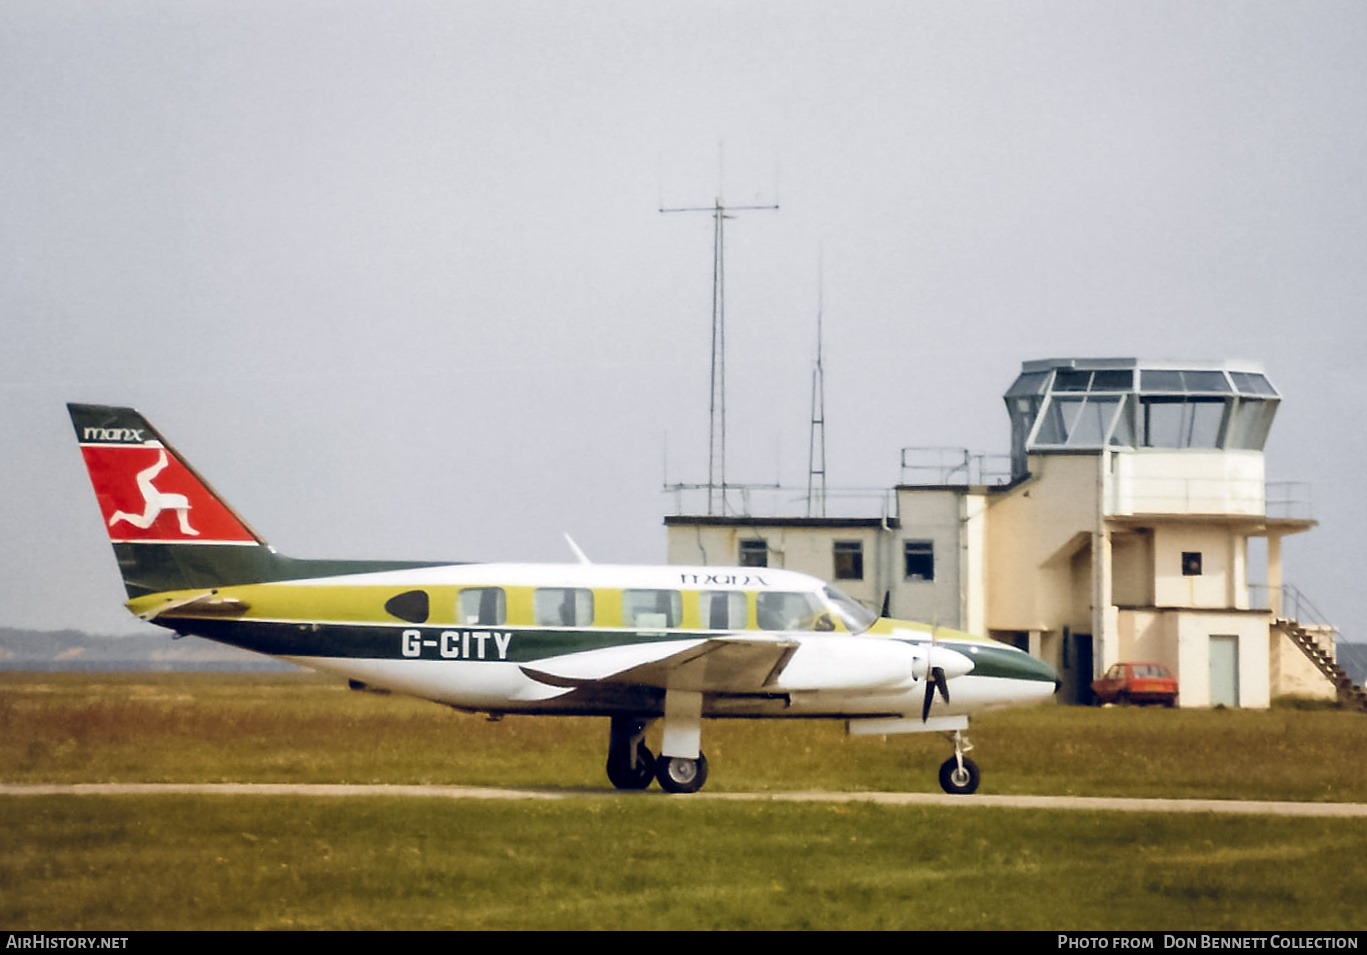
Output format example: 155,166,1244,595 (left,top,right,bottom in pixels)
606,718,980,796
606,716,709,794
605,717,655,790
